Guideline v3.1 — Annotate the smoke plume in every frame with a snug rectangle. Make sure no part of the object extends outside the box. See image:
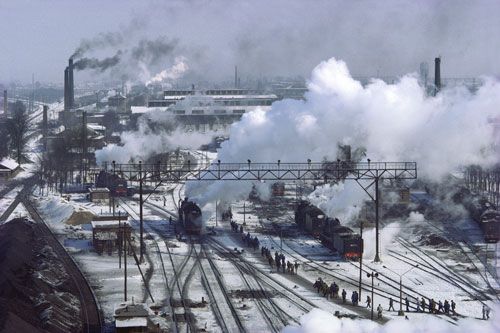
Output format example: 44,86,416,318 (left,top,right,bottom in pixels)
71,32,125,59
144,56,189,86
73,52,122,72
132,36,179,66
